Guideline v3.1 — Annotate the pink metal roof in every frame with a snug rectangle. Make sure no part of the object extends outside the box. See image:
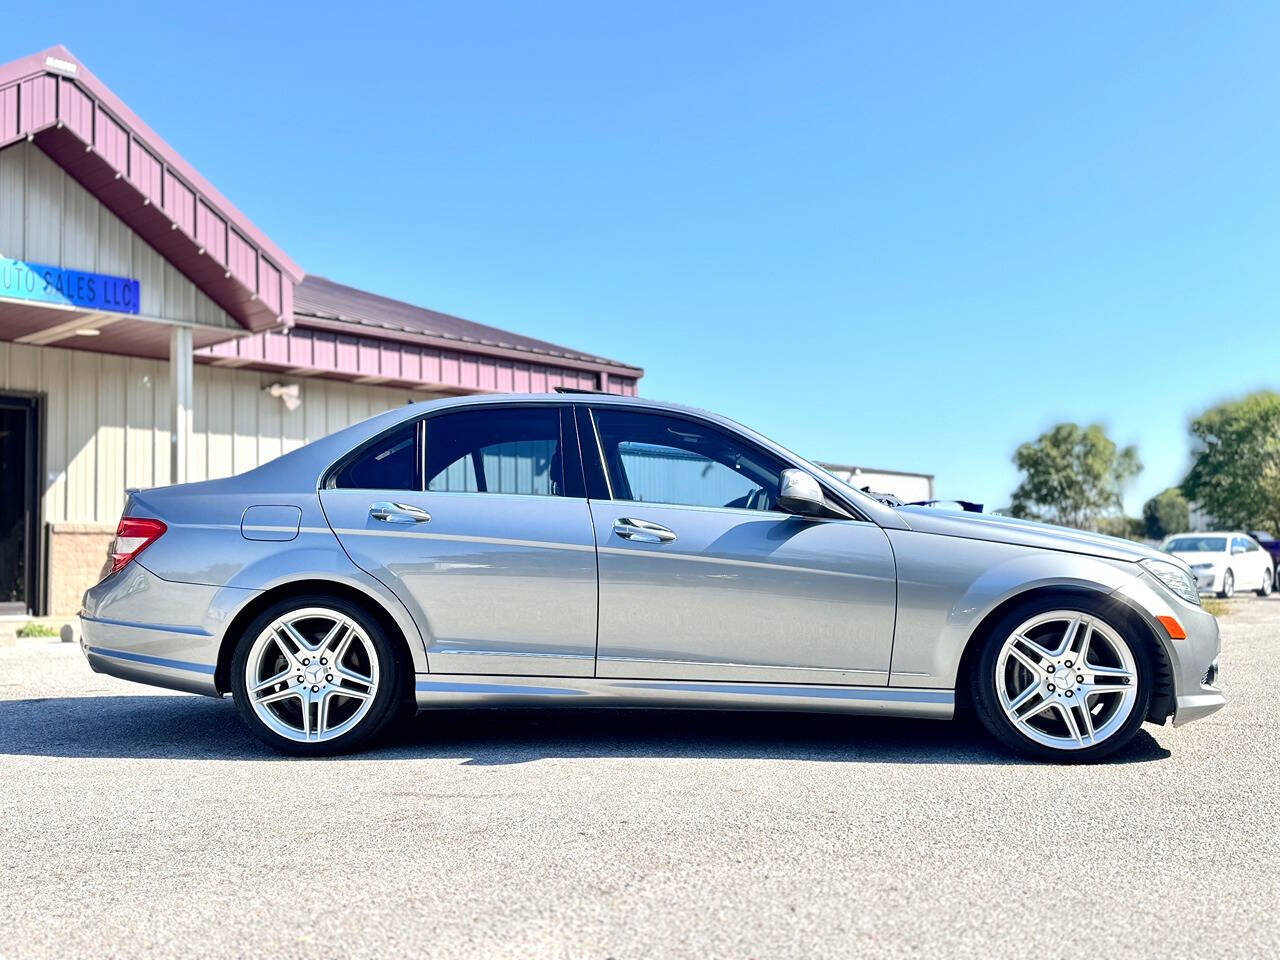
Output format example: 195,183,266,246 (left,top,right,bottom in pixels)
0,45,301,331
296,276,642,374
1,45,644,396
198,324,637,396
201,276,642,396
